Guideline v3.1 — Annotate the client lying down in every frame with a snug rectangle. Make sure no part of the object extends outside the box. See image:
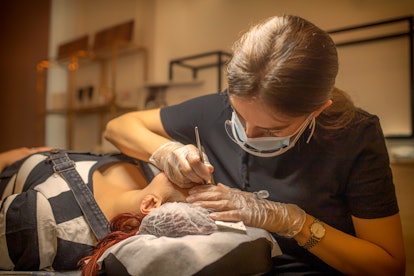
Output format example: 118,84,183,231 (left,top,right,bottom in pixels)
0,147,190,271
0,147,276,275
82,202,277,276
